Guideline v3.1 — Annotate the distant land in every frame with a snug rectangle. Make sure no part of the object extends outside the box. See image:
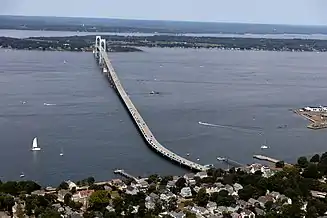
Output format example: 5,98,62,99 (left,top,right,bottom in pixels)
2,34,327,53
1,15,327,35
